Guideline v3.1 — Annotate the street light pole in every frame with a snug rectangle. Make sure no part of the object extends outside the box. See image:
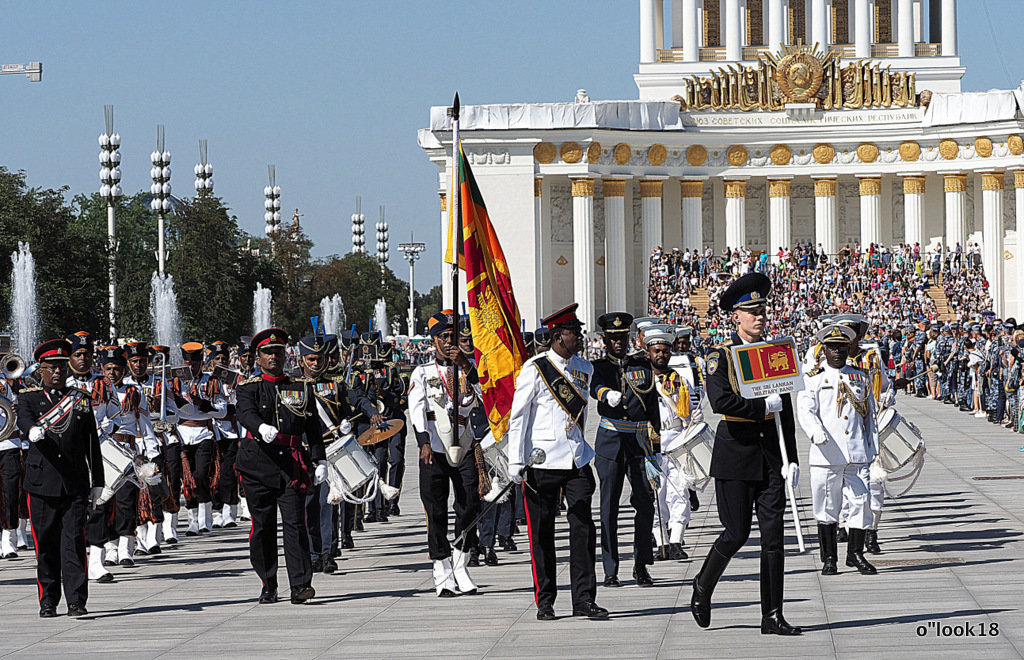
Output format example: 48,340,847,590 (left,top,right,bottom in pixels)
98,105,122,341
0,62,42,82
398,234,425,336
150,126,172,275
